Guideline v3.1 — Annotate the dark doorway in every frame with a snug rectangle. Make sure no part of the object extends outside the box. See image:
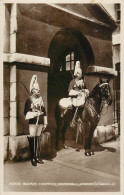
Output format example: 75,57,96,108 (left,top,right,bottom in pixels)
48,71,72,128
48,28,94,129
